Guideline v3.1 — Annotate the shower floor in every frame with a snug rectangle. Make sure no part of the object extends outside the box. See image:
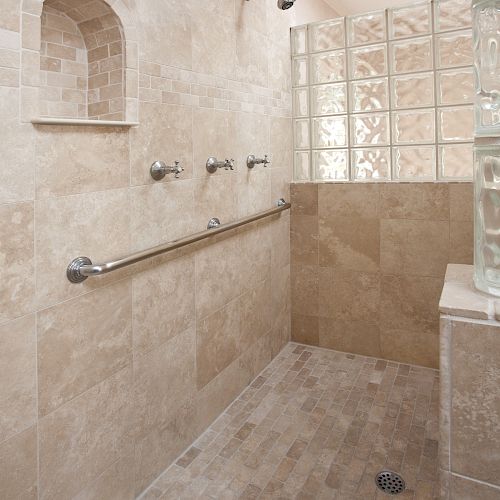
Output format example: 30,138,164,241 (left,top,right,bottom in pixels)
141,343,439,500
